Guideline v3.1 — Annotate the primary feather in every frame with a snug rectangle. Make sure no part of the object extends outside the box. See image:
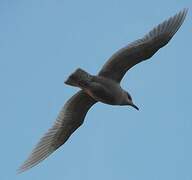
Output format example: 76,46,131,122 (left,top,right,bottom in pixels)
18,91,96,173
99,8,188,82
